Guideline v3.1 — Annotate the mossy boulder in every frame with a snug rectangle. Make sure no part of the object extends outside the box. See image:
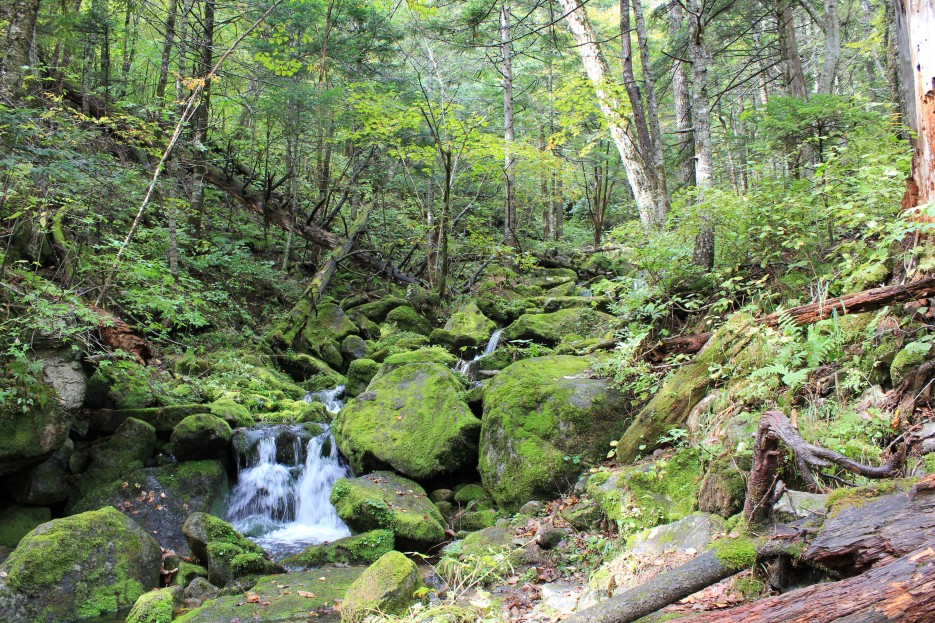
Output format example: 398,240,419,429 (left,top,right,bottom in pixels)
74,417,157,502
71,460,229,555
346,358,380,397
334,363,480,480
89,404,212,434
429,328,478,355
0,506,162,623
341,334,371,362
5,439,73,505
86,359,172,410
444,302,497,344
698,457,747,518
379,347,458,370
479,356,629,511
370,331,431,362
208,397,255,428
0,374,70,476
586,449,703,533
627,512,725,557
503,308,614,346
126,587,179,623
276,353,345,391
181,513,283,586
385,306,432,336
890,343,932,386
173,568,364,623
330,472,446,550
282,301,359,349
341,551,423,623
171,414,233,461
281,529,395,567
453,483,490,505
0,506,51,549
542,296,613,314
347,297,410,323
